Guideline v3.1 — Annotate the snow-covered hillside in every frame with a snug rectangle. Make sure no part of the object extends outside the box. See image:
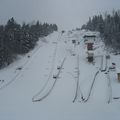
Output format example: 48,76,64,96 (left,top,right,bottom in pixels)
0,30,120,120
